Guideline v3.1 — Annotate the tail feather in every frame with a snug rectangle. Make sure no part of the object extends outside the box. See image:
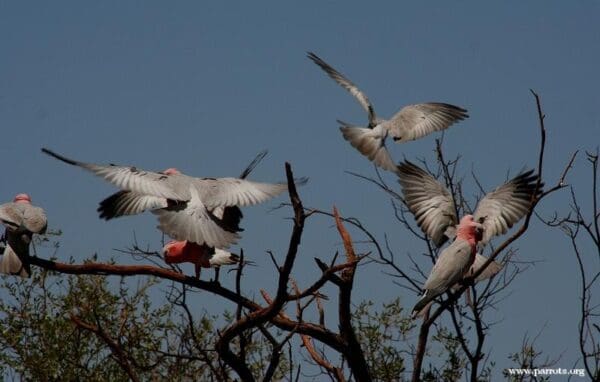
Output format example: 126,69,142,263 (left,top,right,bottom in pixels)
0,244,30,278
411,290,435,318
338,121,397,172
209,249,240,267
